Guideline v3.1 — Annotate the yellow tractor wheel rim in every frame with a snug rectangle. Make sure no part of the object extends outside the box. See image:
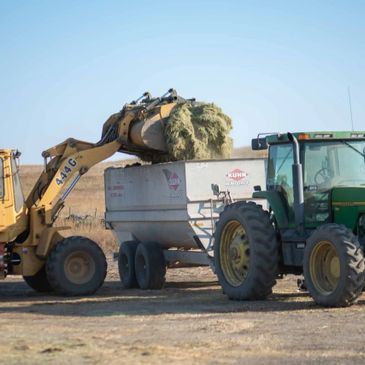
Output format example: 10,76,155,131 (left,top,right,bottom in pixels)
309,241,340,295
219,220,250,287
64,250,96,285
